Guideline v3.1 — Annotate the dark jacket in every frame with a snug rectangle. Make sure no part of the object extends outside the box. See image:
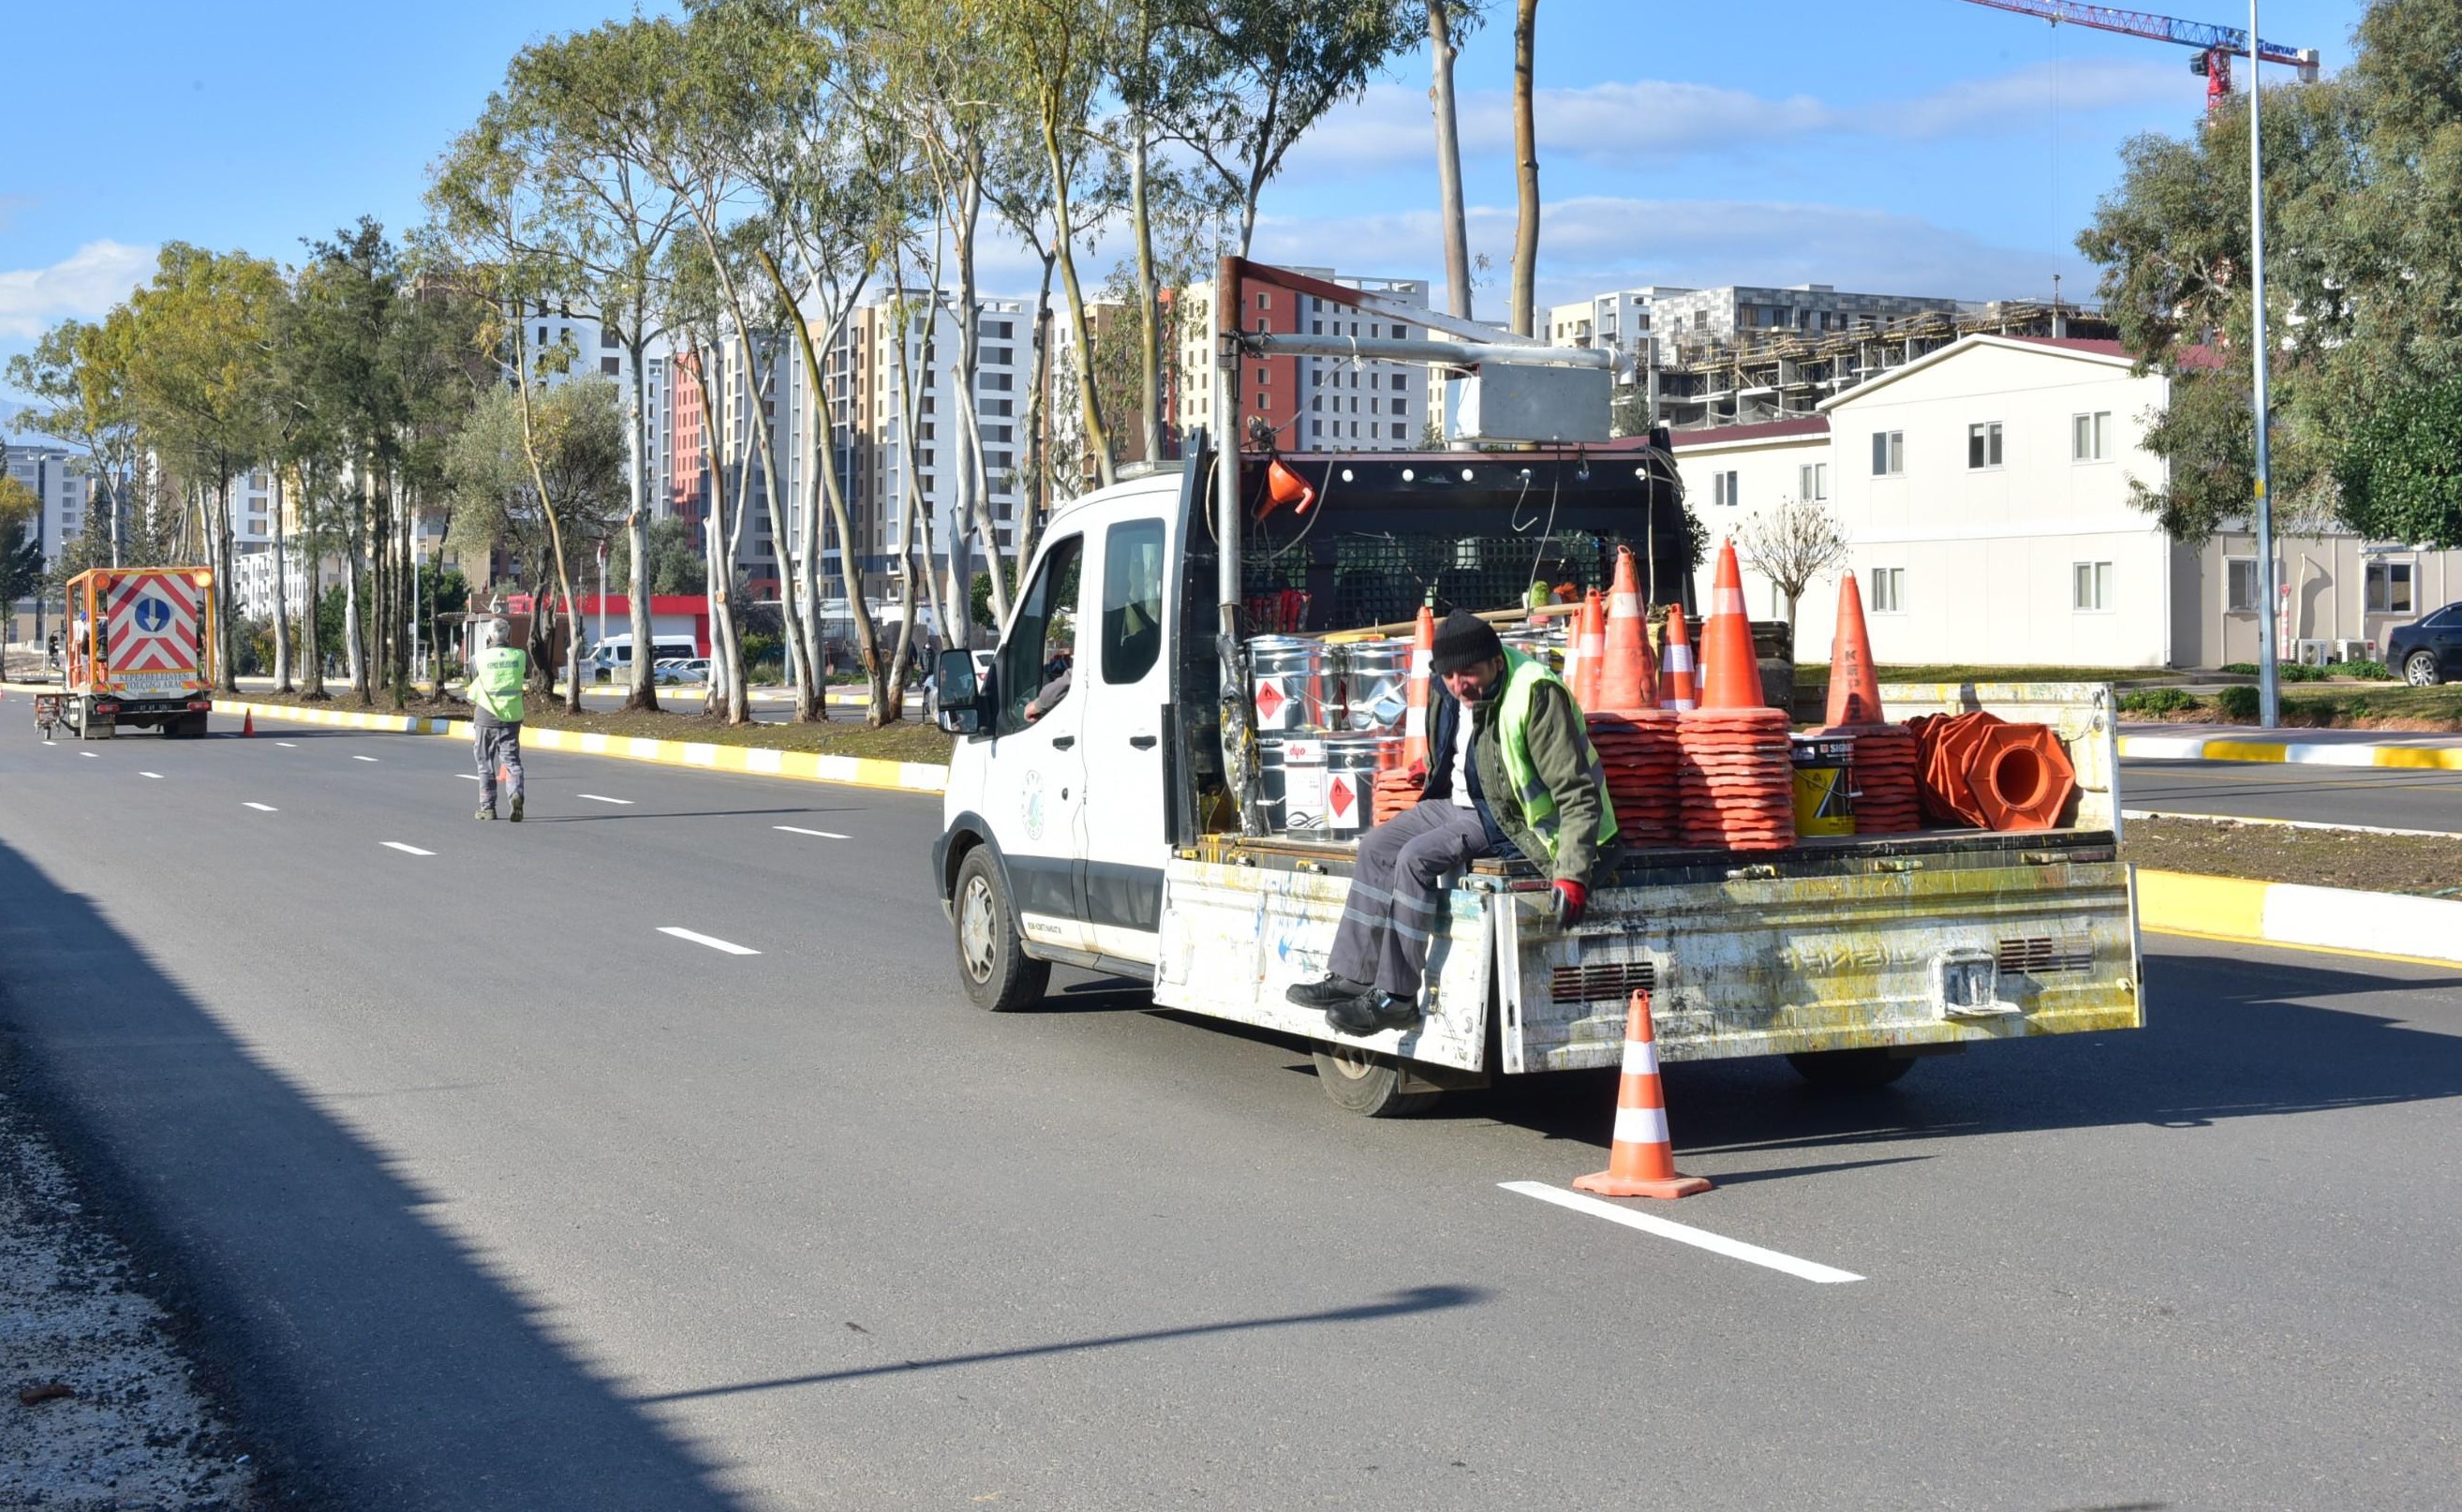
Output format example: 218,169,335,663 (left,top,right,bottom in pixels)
1419,672,1616,886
